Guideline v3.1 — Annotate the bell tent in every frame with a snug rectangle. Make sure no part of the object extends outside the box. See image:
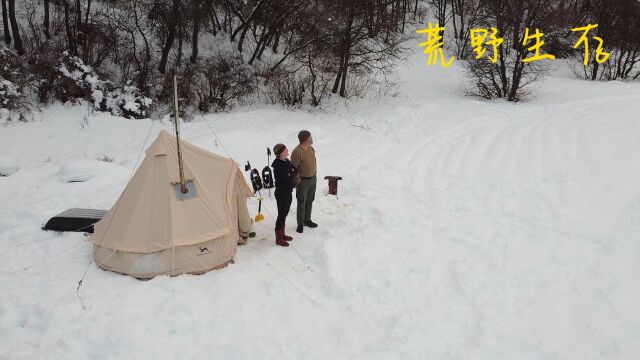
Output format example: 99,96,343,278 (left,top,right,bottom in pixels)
90,130,253,279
